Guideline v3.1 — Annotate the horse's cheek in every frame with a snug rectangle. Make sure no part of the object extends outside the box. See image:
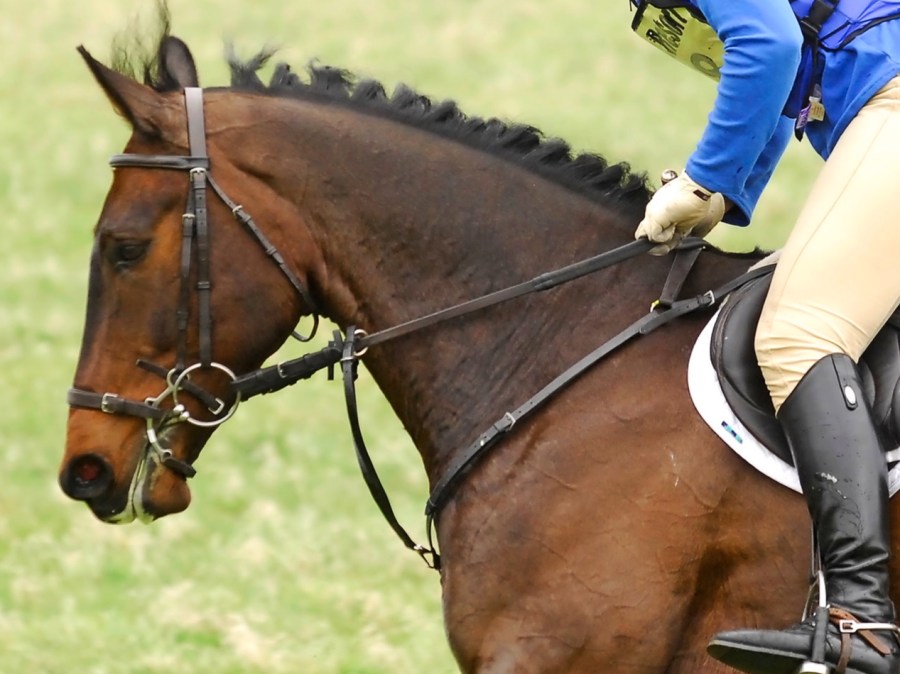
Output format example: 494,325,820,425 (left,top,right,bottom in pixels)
147,303,177,353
